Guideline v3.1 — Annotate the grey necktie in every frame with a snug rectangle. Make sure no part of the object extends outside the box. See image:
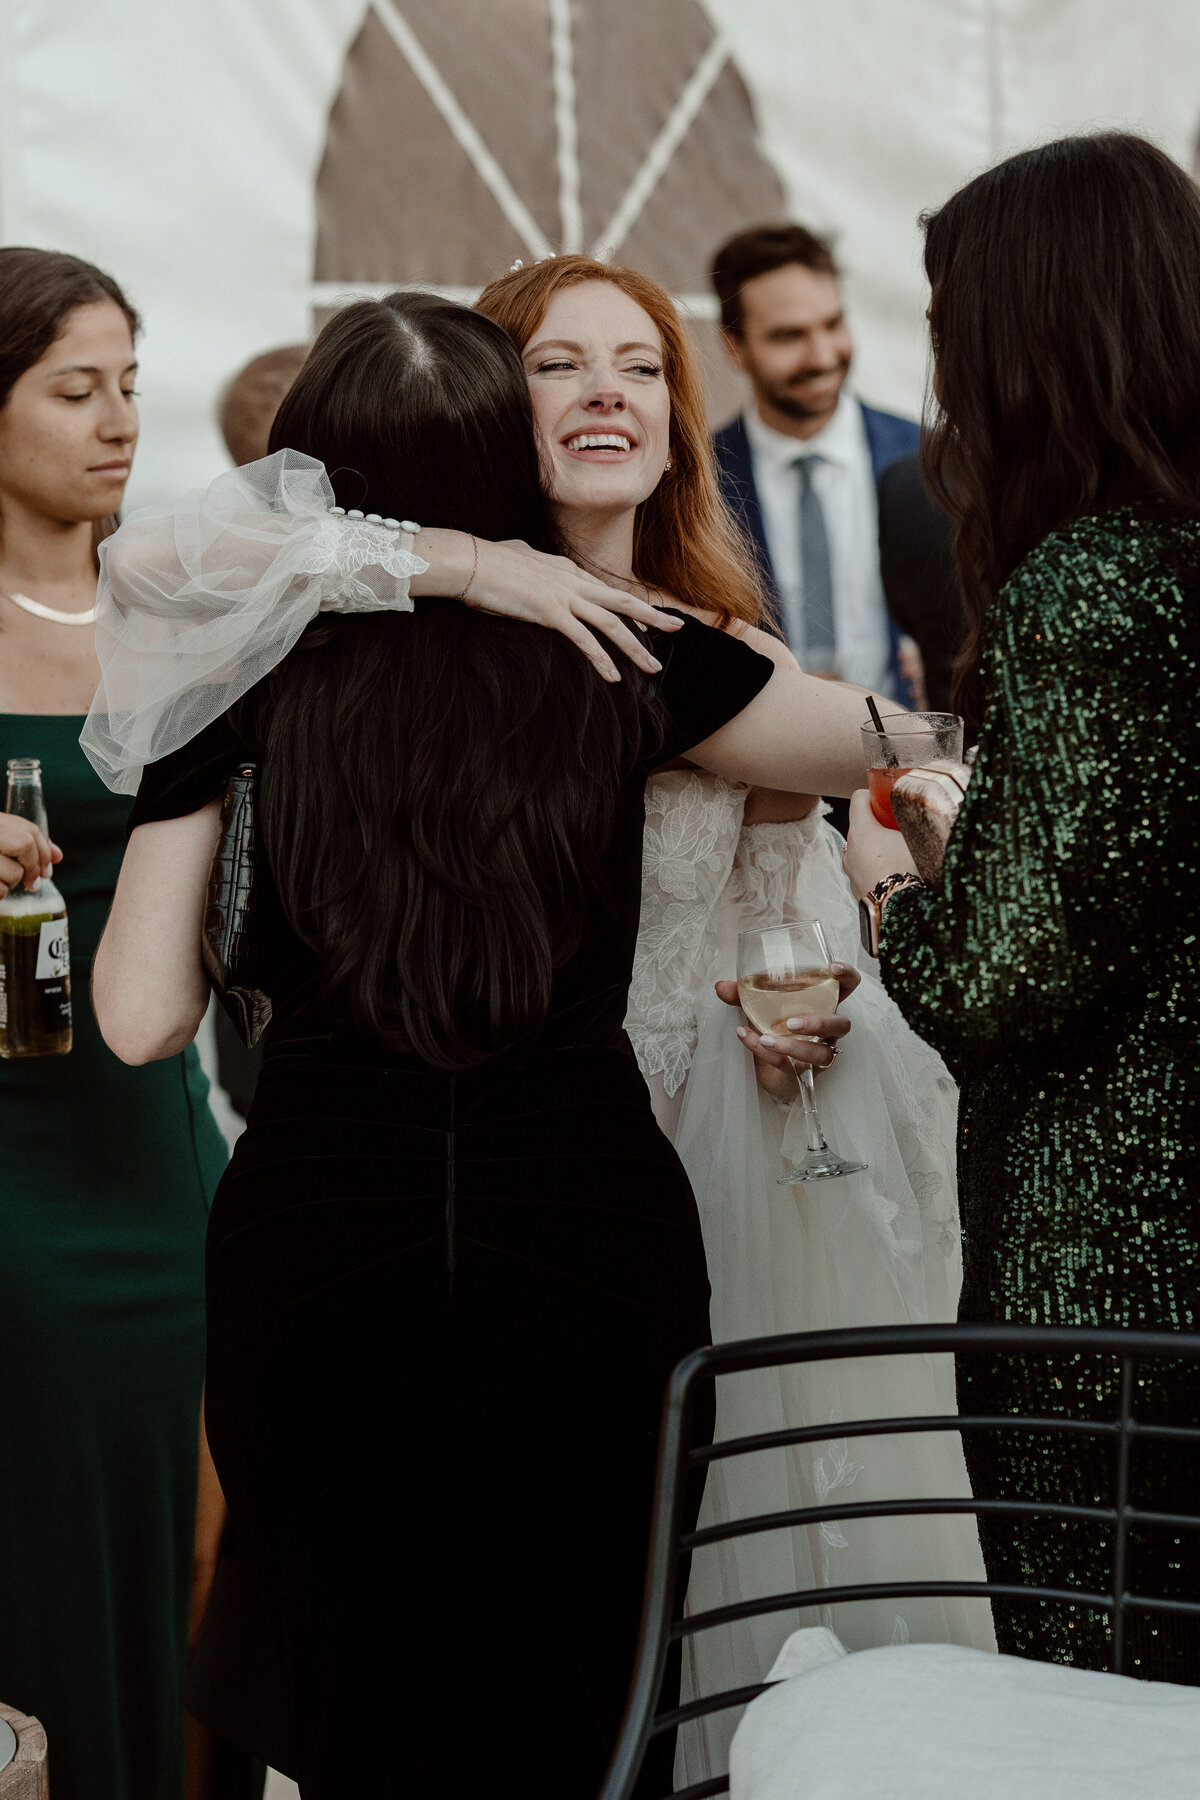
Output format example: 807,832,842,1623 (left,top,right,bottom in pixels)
795,454,837,672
